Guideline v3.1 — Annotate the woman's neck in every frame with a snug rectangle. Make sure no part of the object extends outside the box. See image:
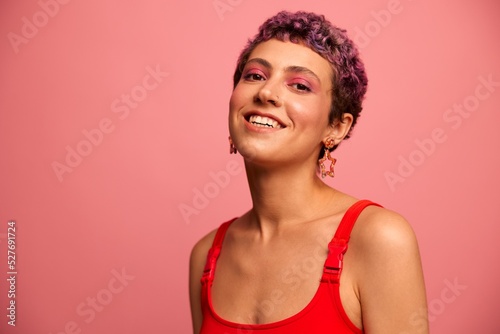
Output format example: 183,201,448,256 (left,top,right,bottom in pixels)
244,160,337,237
